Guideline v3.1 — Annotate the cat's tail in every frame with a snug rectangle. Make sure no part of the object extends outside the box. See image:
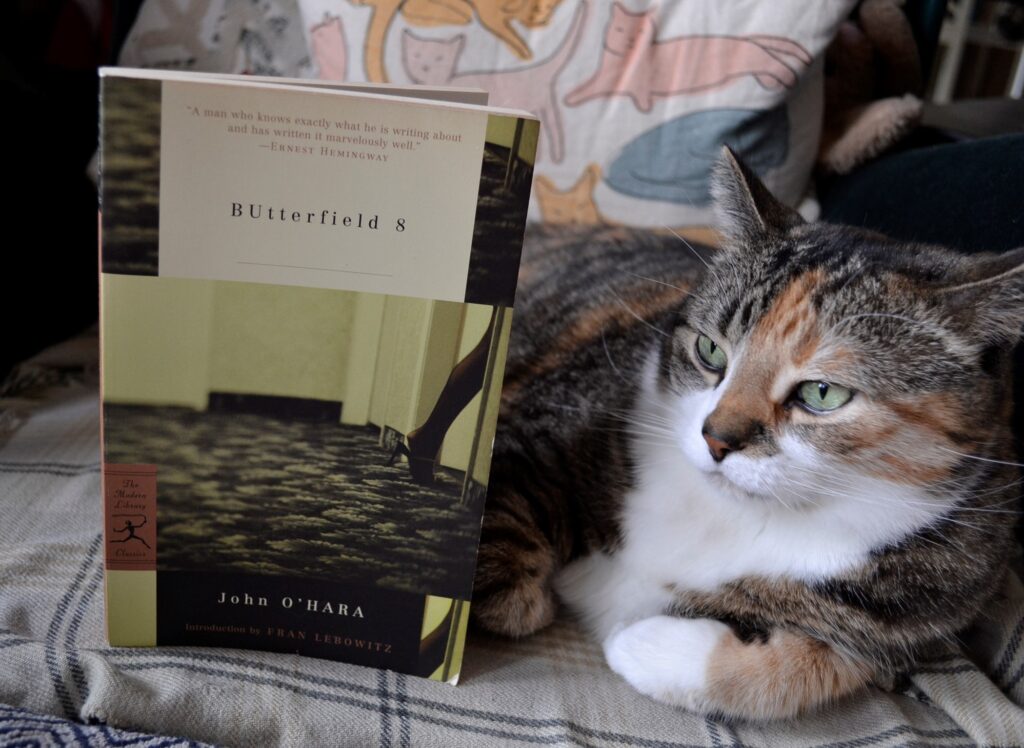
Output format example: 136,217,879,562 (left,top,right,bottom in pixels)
537,0,589,76
359,0,402,83
747,35,813,66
